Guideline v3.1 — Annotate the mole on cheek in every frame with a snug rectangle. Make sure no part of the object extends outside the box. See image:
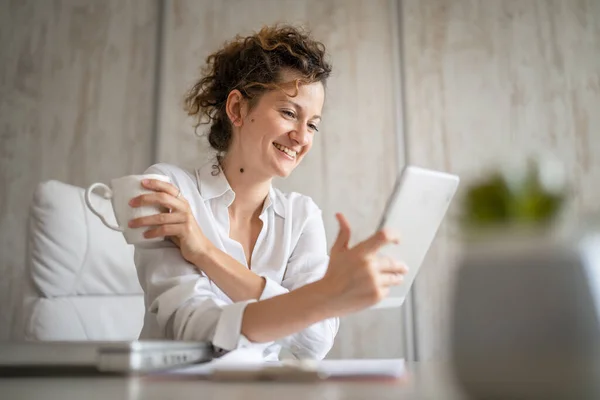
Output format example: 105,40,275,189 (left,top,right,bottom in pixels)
251,118,255,122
